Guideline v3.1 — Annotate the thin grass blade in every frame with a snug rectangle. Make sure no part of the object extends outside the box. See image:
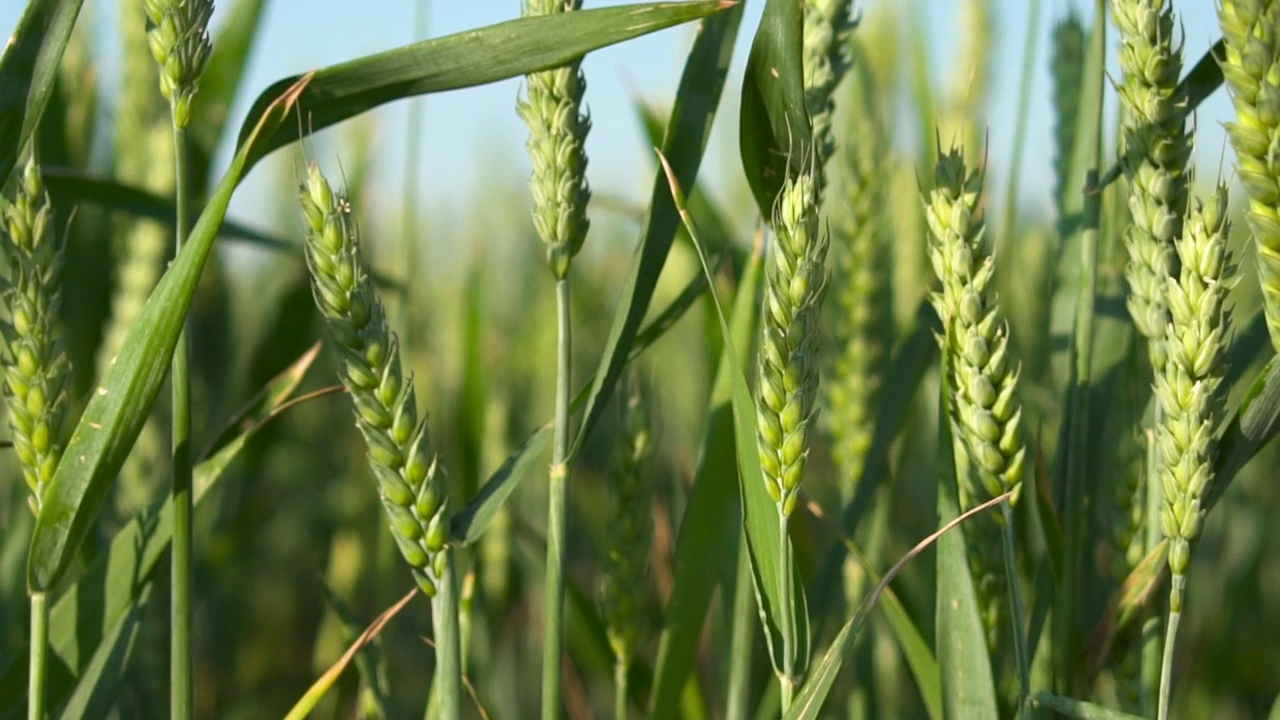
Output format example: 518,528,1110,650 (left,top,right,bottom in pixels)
283,589,418,720
787,493,1011,720
53,585,150,720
